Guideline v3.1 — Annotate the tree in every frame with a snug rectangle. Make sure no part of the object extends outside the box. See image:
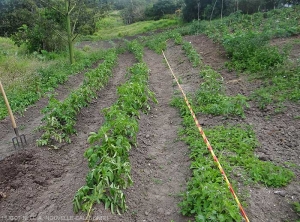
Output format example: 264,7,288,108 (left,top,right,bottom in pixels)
182,0,299,22
152,0,178,18
2,0,103,64
182,0,211,22
120,0,147,24
0,0,38,36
